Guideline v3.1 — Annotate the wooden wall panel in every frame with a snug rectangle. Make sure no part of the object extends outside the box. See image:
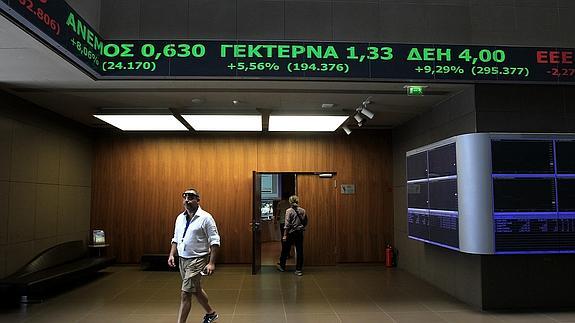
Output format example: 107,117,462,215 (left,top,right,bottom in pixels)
256,134,334,172
333,132,394,262
91,131,393,264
